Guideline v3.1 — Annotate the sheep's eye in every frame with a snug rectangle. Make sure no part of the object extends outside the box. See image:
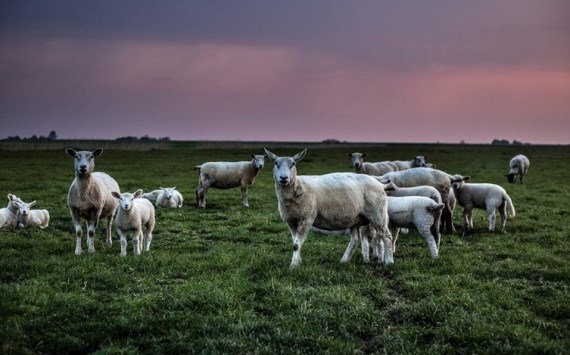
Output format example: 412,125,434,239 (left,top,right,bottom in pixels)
290,162,296,168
